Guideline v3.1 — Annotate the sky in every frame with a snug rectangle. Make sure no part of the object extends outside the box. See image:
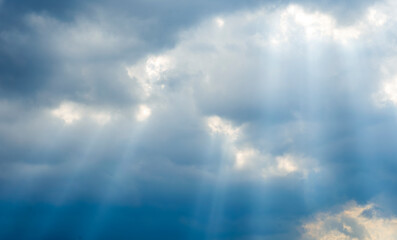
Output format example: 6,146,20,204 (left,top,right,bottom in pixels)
1,0,397,239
